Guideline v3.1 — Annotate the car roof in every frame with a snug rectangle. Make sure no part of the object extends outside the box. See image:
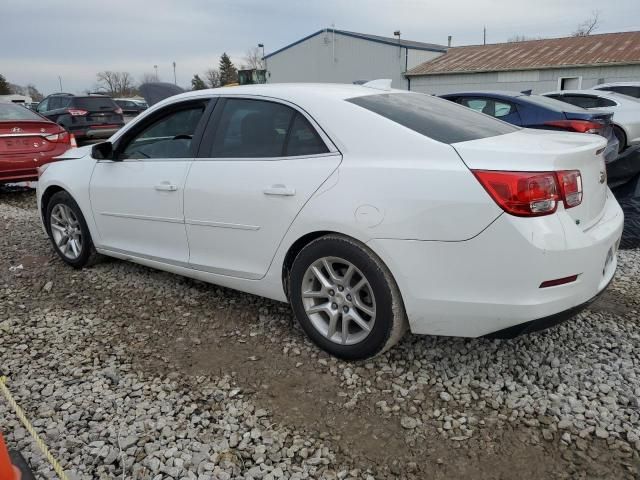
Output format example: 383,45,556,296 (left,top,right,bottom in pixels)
543,89,640,103
594,82,640,88
160,83,406,105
